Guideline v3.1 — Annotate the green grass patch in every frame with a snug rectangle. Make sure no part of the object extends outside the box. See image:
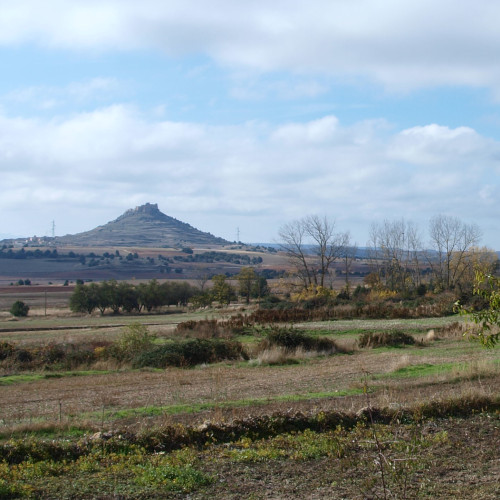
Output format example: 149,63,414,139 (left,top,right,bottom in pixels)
377,359,500,380
0,370,115,386
94,388,367,420
0,373,45,385
224,427,346,462
302,317,463,332
1,425,89,441
0,445,213,497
